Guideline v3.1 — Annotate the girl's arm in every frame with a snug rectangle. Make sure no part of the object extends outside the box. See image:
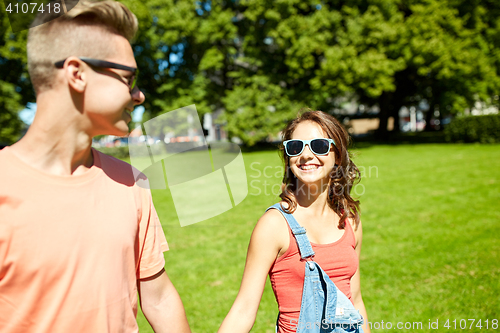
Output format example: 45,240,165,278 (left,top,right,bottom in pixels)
218,209,288,333
351,220,371,333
